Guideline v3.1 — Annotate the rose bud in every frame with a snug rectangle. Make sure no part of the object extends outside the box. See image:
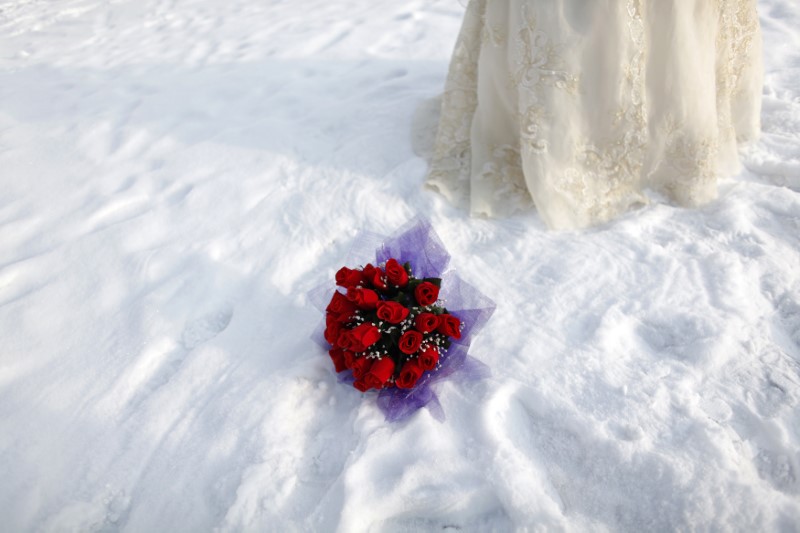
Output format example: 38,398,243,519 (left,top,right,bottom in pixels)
384,258,409,287
333,311,354,324
437,314,462,339
353,379,371,392
324,321,343,345
371,268,388,291
328,308,354,326
376,301,410,324
351,356,373,379
364,357,395,389
418,345,439,371
362,264,377,286
349,323,381,352
335,267,364,288
413,312,440,333
343,350,356,369
336,330,353,351
396,360,424,389
326,313,338,328
328,348,348,373
327,291,357,316
325,313,342,327
398,330,423,354
414,281,440,306
346,287,379,310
